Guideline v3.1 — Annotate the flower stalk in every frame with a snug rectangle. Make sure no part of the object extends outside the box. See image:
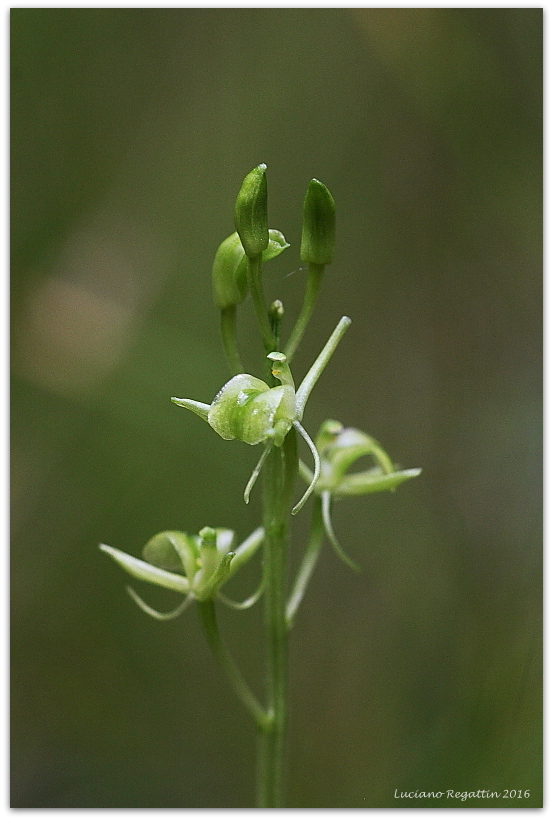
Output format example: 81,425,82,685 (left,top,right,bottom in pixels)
198,598,271,731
